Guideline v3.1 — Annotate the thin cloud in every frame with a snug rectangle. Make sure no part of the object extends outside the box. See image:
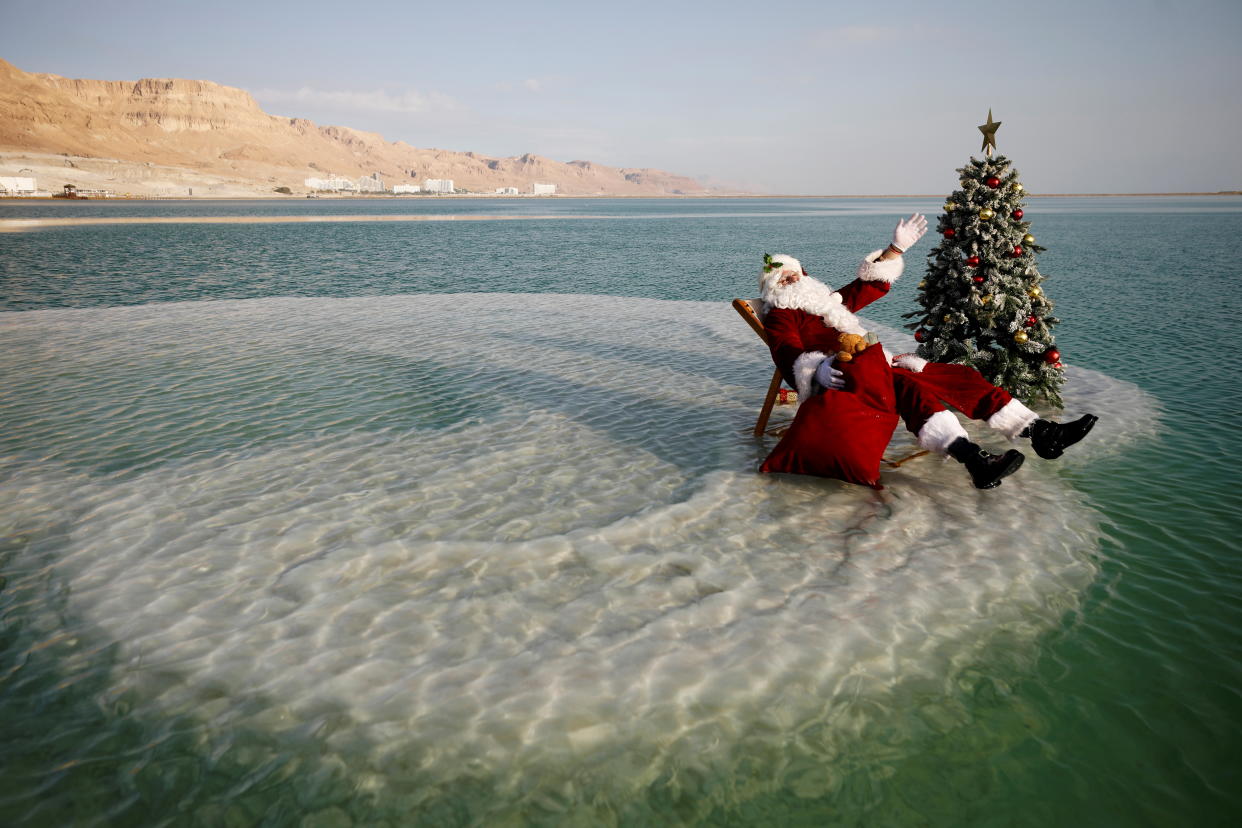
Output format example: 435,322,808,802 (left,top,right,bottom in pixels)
495,76,559,94
806,25,900,47
666,135,774,149
803,23,955,49
254,86,461,115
